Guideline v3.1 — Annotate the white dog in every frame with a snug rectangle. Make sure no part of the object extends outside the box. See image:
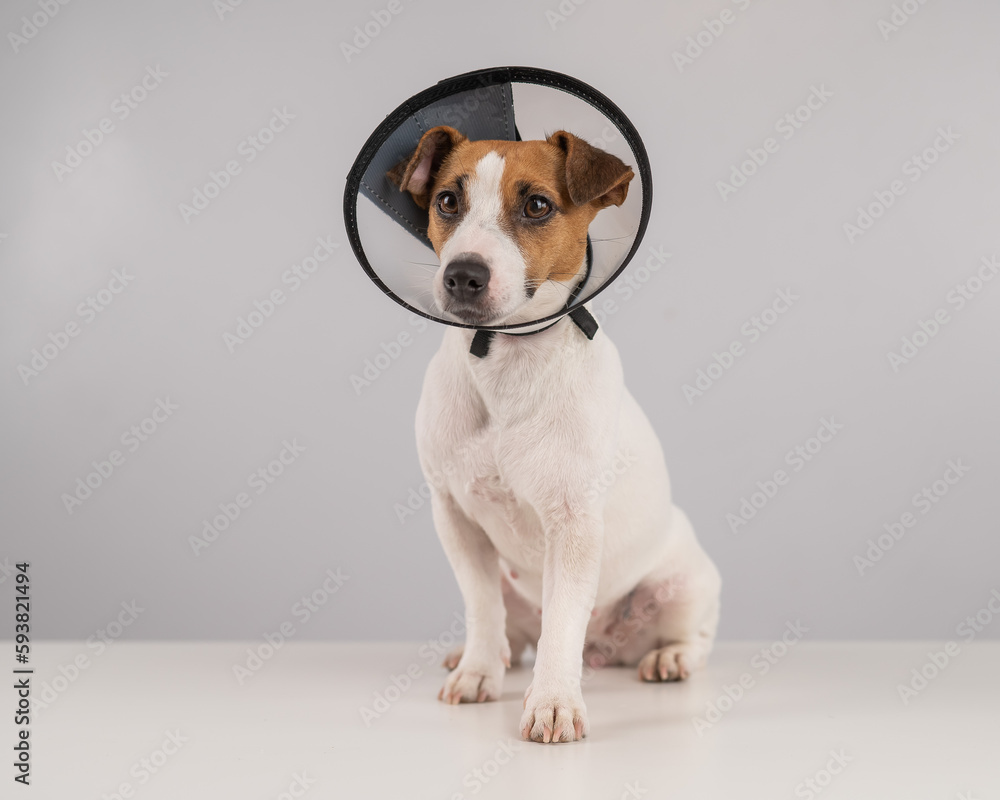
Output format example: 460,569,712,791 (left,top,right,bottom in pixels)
388,126,721,743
